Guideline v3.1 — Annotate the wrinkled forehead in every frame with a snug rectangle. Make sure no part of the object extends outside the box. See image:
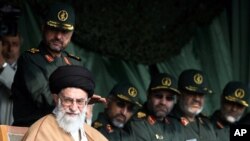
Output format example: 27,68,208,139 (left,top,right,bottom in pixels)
59,87,88,99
